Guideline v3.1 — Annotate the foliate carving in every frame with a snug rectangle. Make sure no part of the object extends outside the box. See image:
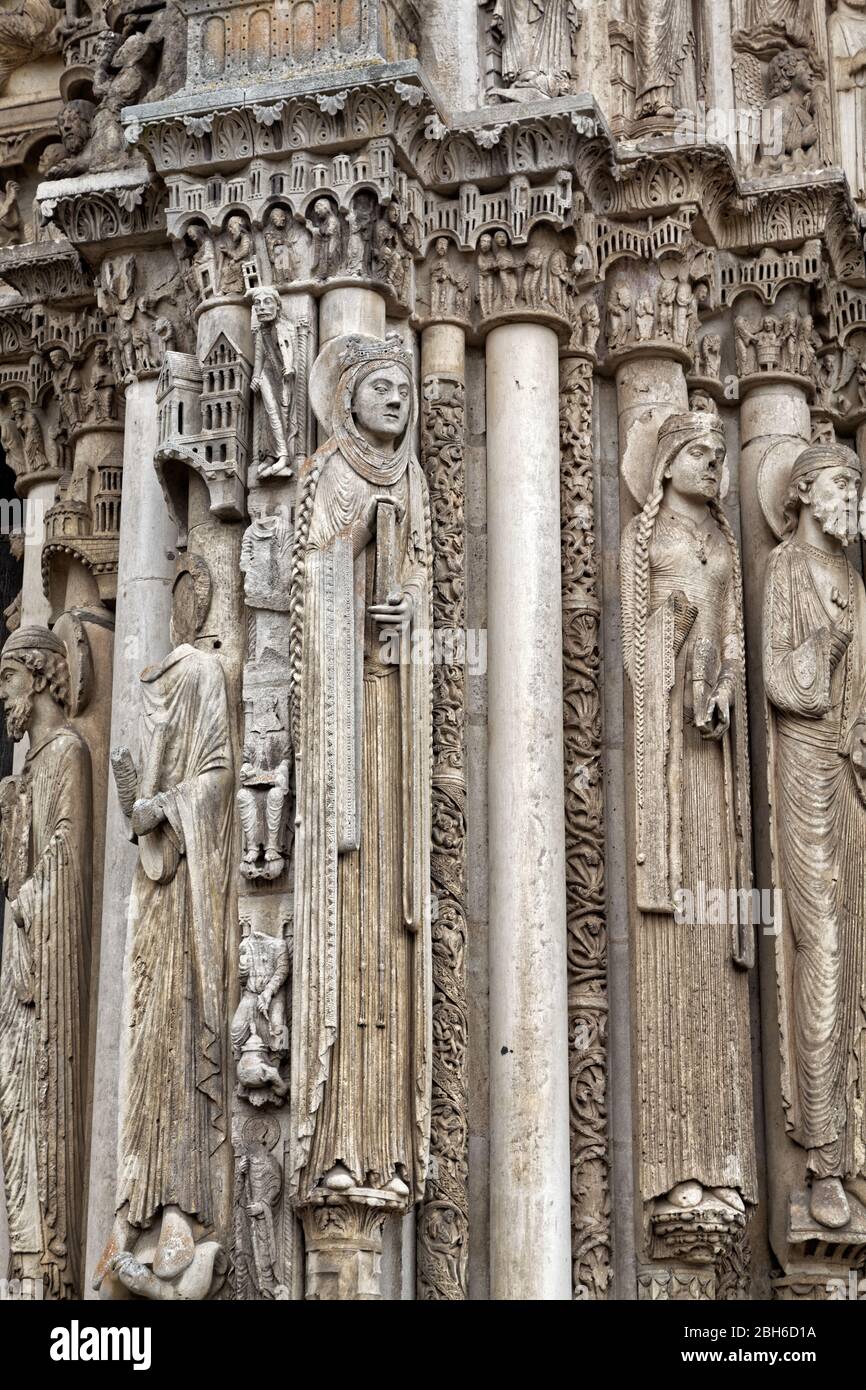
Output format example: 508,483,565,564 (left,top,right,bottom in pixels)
417,372,468,1302
289,333,433,1297
620,411,757,1277
638,1267,716,1301
94,565,234,1300
763,443,866,1247
560,354,609,1299
0,625,92,1298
